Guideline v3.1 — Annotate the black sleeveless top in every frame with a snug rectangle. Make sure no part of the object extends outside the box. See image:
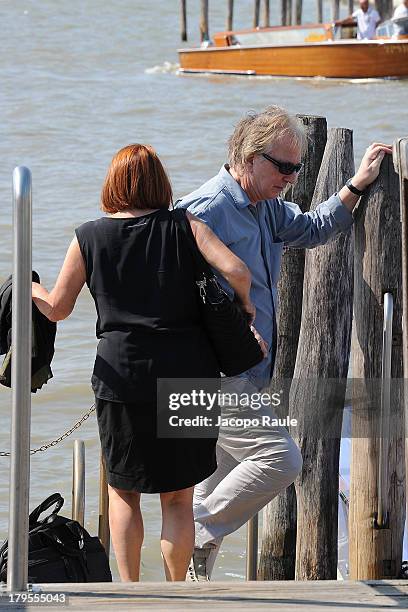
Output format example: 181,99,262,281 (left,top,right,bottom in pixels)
75,209,219,403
